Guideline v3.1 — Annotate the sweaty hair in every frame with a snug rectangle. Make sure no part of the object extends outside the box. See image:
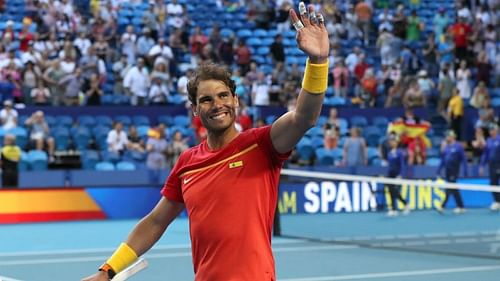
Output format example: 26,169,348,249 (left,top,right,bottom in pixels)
187,64,236,105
